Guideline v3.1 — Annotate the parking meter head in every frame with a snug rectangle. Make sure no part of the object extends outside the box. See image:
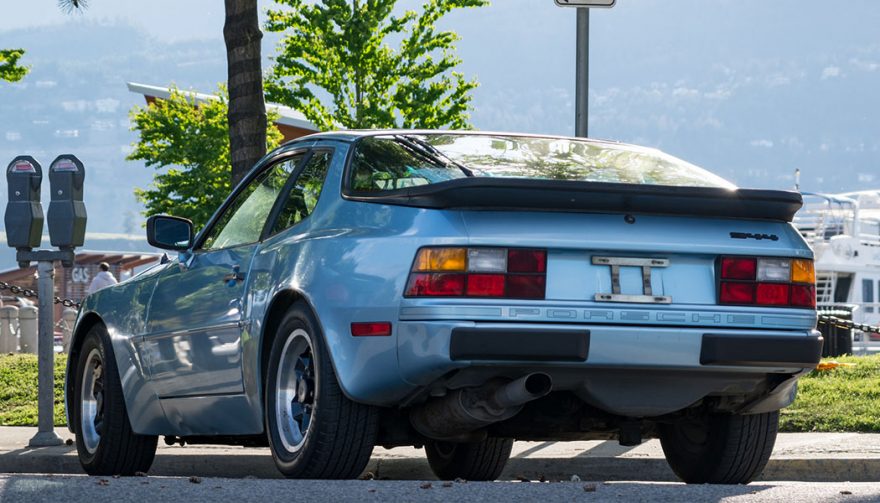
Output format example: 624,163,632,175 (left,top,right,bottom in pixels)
146,215,193,251
4,156,44,250
47,155,87,250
